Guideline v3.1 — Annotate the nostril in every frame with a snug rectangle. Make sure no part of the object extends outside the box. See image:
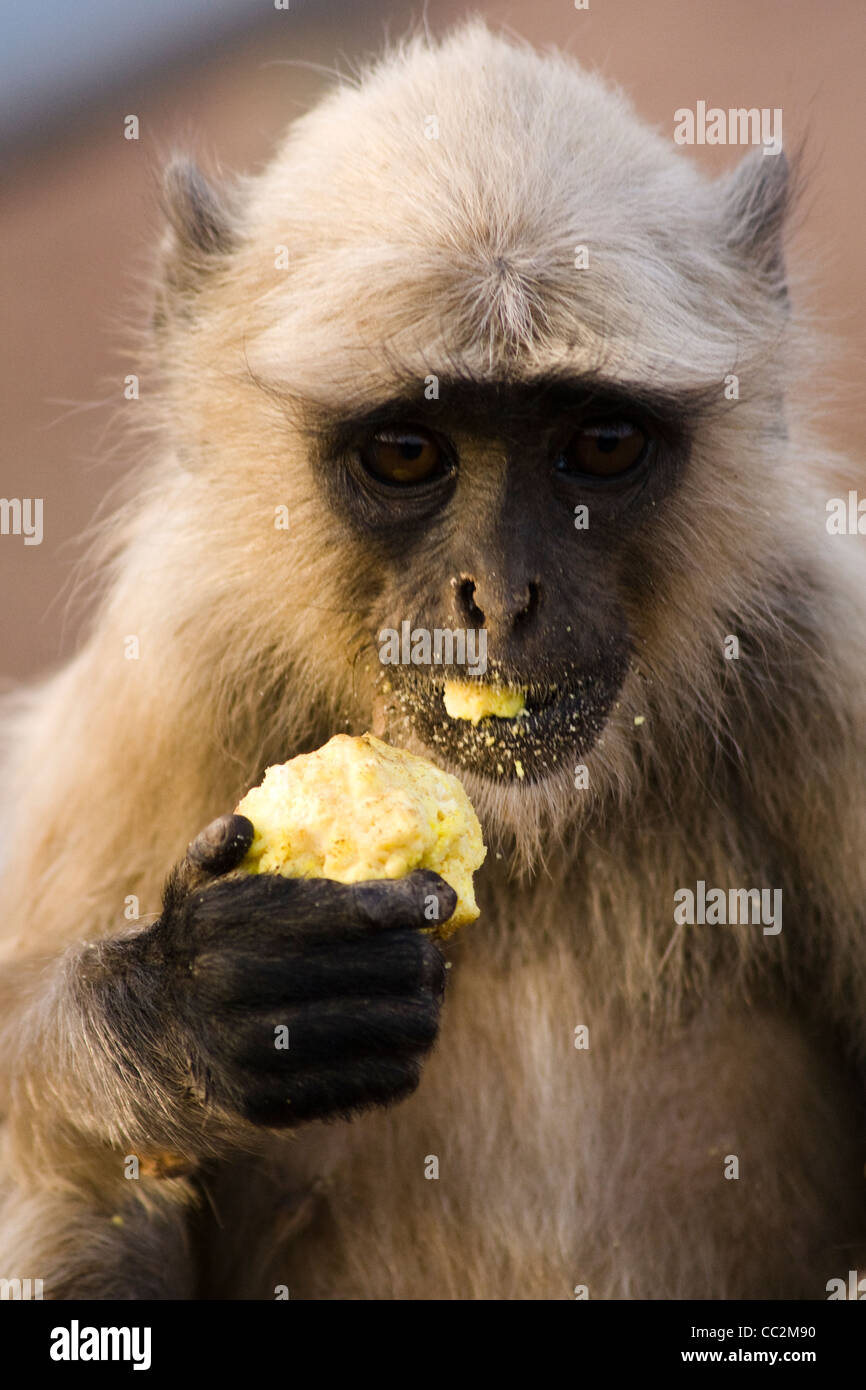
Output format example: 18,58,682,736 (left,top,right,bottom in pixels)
514,581,540,626
454,576,485,626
